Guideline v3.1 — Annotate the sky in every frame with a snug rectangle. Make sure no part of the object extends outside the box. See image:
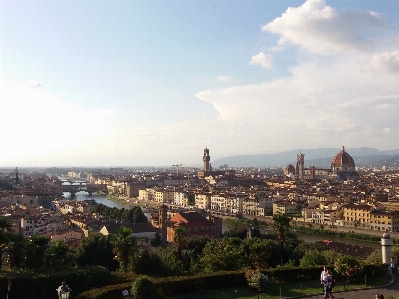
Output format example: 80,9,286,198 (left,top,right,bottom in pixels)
1,0,399,167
